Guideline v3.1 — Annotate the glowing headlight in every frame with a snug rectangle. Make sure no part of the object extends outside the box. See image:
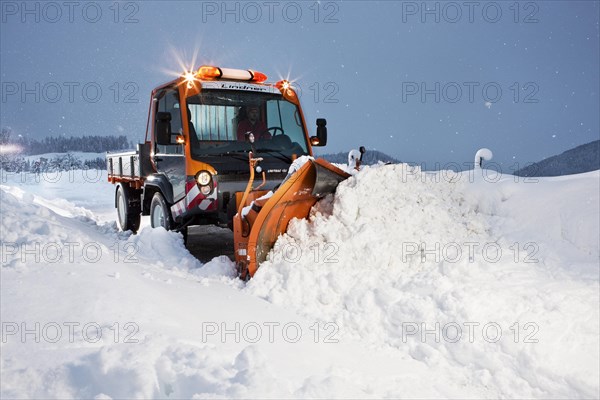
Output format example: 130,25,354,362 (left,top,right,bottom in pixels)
196,171,211,186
